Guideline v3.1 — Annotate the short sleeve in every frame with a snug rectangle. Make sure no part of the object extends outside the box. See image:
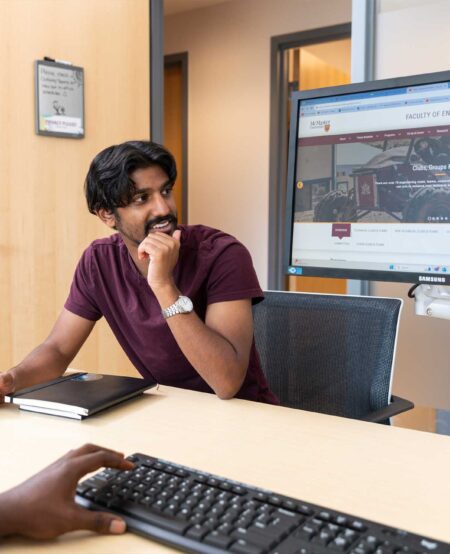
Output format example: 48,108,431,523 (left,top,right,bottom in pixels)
64,247,103,321
206,241,264,305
